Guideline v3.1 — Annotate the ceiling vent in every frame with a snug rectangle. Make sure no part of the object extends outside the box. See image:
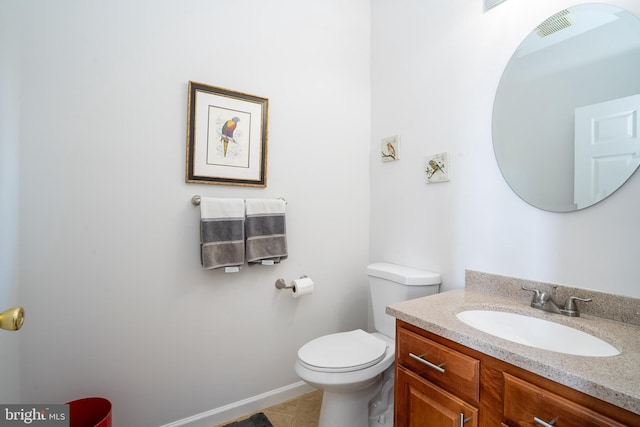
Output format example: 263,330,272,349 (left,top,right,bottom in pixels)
536,9,573,37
